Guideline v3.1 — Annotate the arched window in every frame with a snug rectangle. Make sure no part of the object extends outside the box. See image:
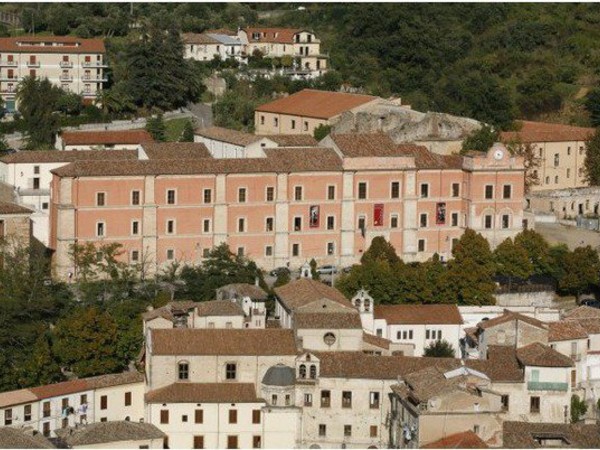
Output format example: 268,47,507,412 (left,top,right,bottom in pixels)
354,299,361,308
364,298,371,312
178,361,189,380
299,364,307,379
309,365,317,379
